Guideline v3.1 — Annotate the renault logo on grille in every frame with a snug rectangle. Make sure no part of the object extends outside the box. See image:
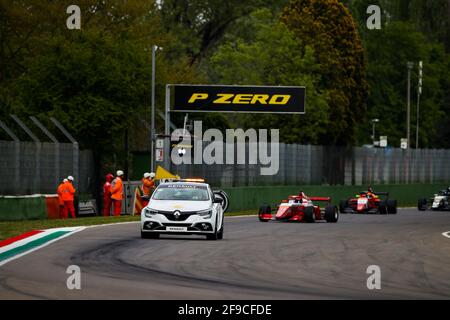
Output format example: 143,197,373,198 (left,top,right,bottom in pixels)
173,210,181,219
